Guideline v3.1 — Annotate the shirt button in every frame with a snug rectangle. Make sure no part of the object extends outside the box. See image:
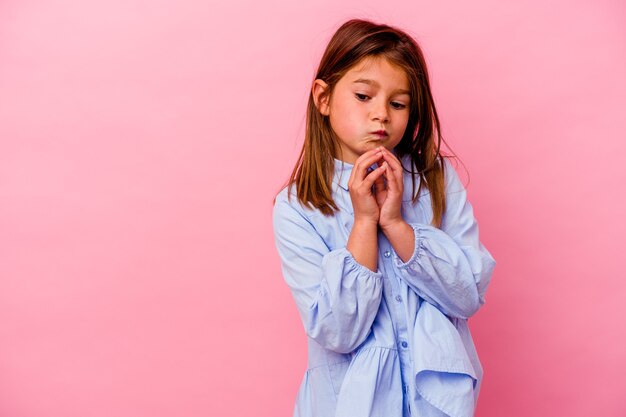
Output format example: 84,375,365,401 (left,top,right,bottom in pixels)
384,250,391,258
395,295,402,302
401,341,408,348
